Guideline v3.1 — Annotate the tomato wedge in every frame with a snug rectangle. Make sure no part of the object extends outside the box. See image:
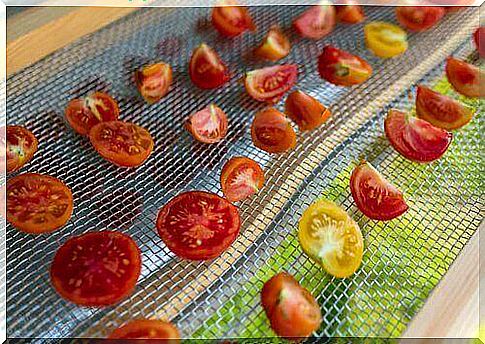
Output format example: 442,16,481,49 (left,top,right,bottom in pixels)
293,4,336,40
108,319,180,341
89,121,154,167
254,26,291,62
156,191,241,260
244,65,298,103
350,161,408,221
7,173,73,234
50,231,141,307
298,199,364,278
6,125,38,174
364,21,408,58
135,62,173,104
445,57,484,98
336,3,365,24
284,90,331,131
189,43,230,90
220,157,264,202
65,92,119,136
211,0,255,38
416,85,474,130
396,6,445,32
474,27,484,57
251,108,296,153
318,45,372,86
185,104,228,144
261,272,322,339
